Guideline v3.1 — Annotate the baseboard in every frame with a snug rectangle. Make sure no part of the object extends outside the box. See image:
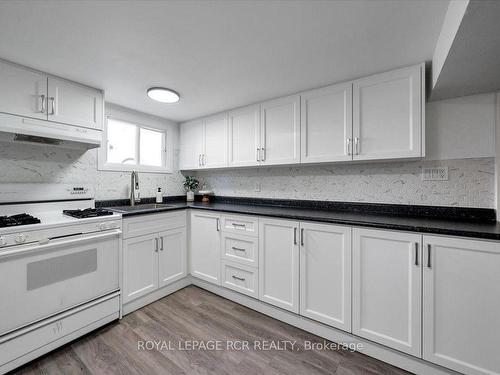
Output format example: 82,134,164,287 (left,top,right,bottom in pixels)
122,277,192,315
191,278,459,375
